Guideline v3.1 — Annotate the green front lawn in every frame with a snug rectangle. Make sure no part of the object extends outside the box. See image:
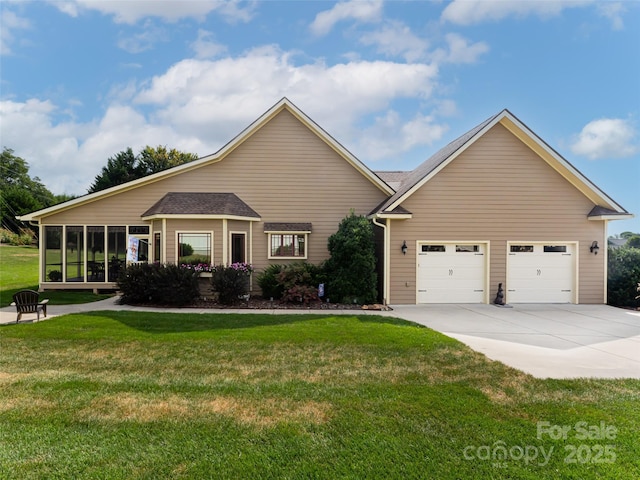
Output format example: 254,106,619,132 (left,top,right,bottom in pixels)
1,312,638,479
0,245,113,307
